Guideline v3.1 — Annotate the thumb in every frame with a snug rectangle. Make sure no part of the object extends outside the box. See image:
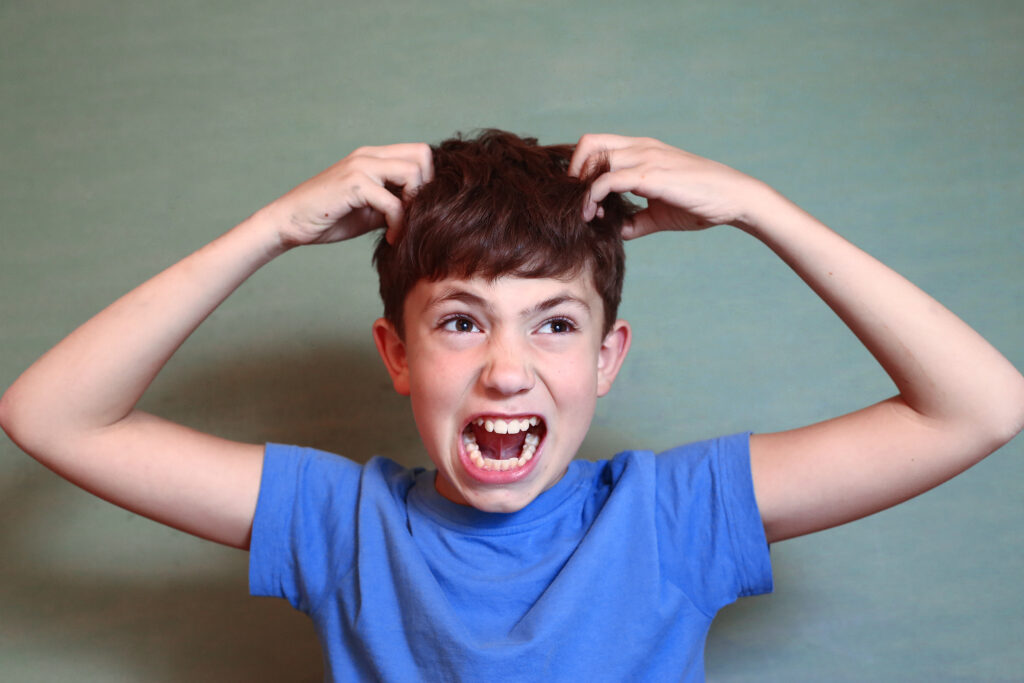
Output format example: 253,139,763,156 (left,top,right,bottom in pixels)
620,209,660,241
